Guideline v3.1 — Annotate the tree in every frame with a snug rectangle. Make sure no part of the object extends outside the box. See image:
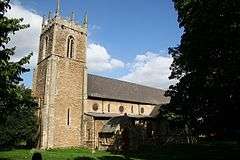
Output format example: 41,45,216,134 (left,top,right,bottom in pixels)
165,0,240,138
0,0,37,147
0,85,37,147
